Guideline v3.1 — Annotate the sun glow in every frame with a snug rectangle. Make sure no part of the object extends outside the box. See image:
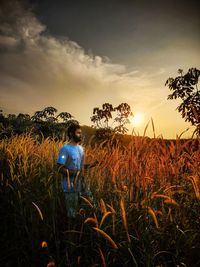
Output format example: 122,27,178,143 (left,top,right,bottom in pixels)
131,113,144,126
